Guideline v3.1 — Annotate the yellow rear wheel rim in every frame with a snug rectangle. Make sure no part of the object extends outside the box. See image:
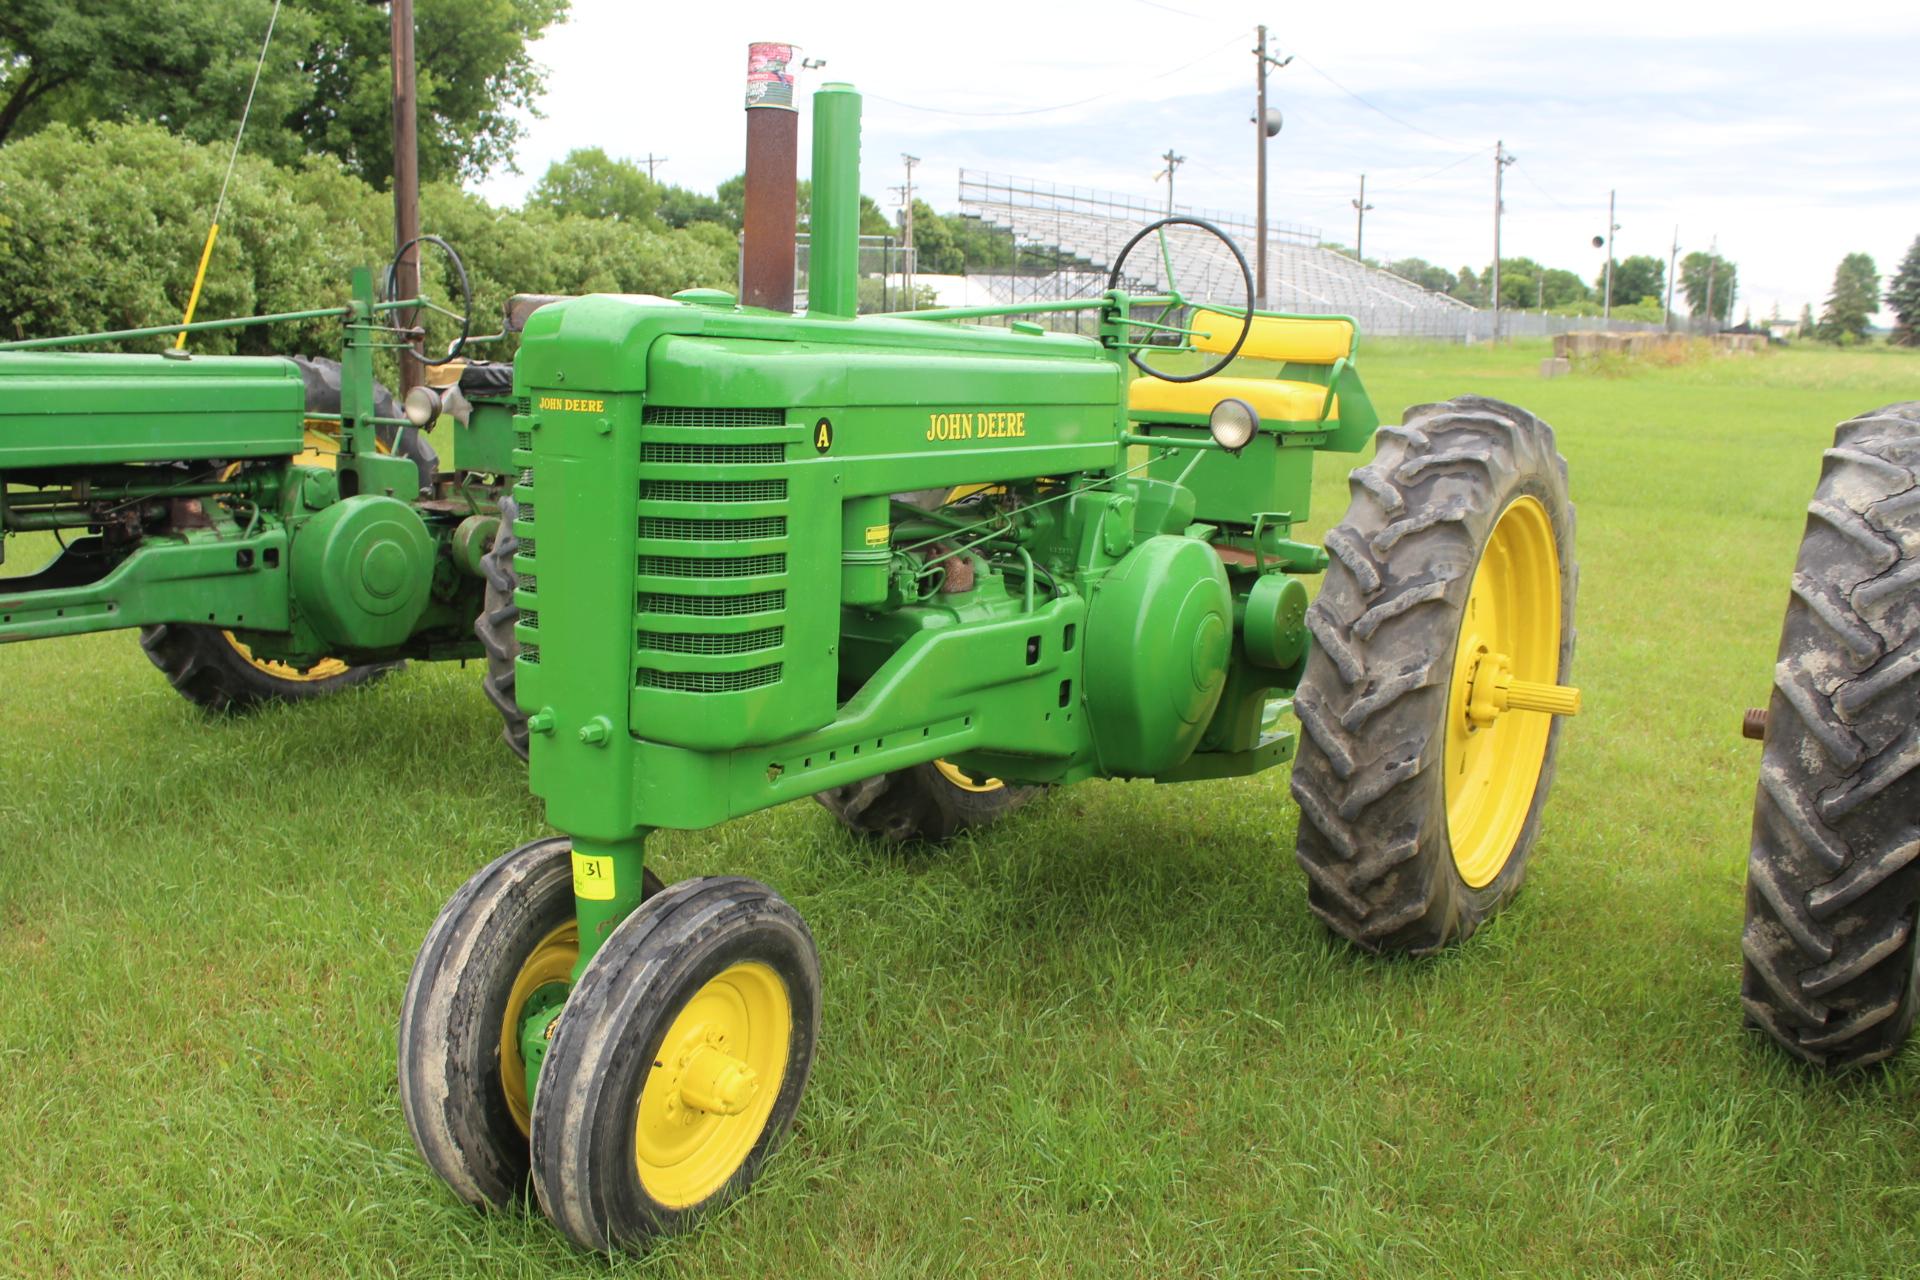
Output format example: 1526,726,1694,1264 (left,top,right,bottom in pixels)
1444,496,1560,888
932,758,1006,794
634,961,791,1209
219,632,351,682
499,921,578,1137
